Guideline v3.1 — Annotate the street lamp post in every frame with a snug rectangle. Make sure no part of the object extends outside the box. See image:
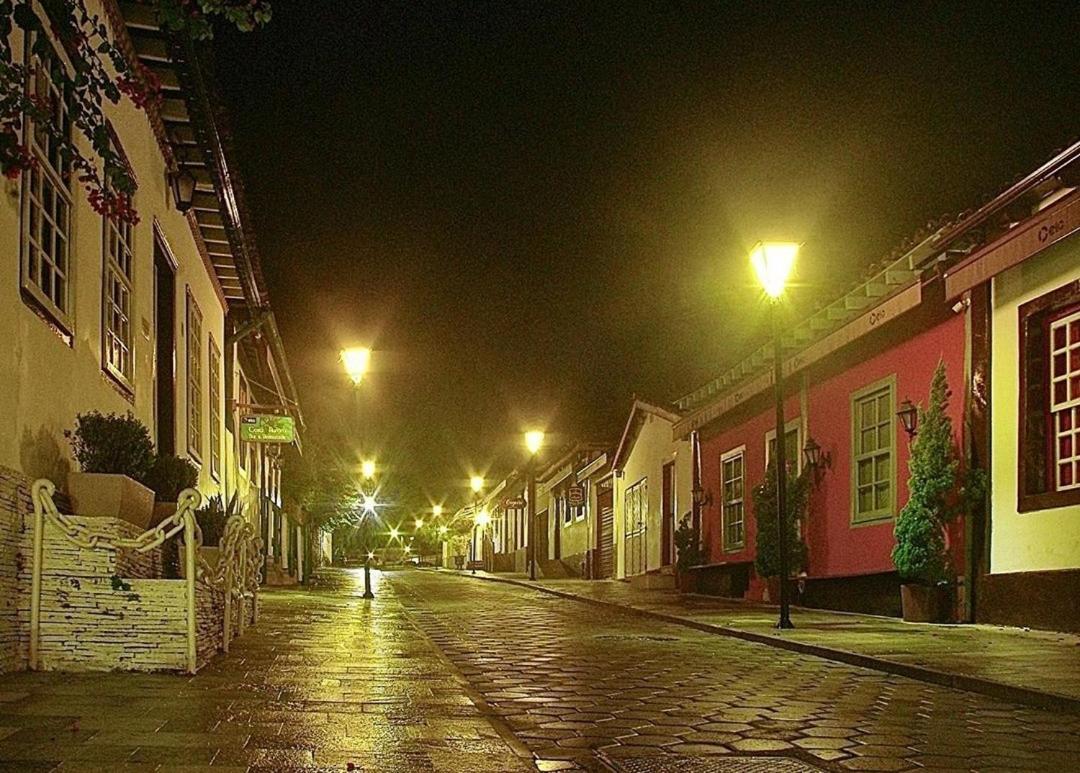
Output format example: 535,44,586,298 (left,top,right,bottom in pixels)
751,242,799,631
363,550,375,599
524,430,544,581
